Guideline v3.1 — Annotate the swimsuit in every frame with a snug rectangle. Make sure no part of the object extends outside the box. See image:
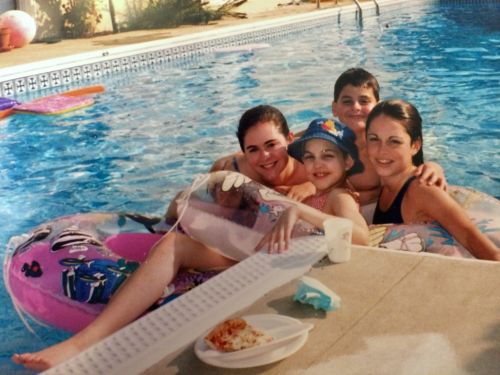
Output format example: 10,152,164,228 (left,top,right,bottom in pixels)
232,157,240,172
303,192,329,211
303,186,360,212
373,176,417,224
